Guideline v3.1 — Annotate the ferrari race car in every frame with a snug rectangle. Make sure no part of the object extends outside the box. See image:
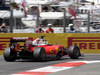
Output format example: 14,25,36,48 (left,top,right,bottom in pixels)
4,36,83,62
